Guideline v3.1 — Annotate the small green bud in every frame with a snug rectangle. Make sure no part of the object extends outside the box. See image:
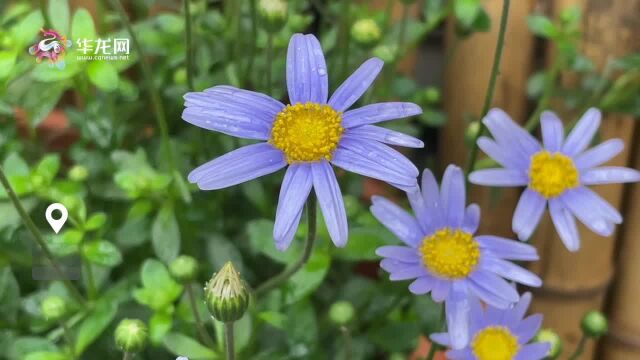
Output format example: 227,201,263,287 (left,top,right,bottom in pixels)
205,262,249,323
173,67,187,85
372,44,398,64
351,19,382,48
258,0,287,33
465,121,481,146
329,300,354,325
68,165,89,182
169,255,199,283
535,328,562,359
41,295,67,322
114,319,148,353
581,310,608,338
423,87,441,104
